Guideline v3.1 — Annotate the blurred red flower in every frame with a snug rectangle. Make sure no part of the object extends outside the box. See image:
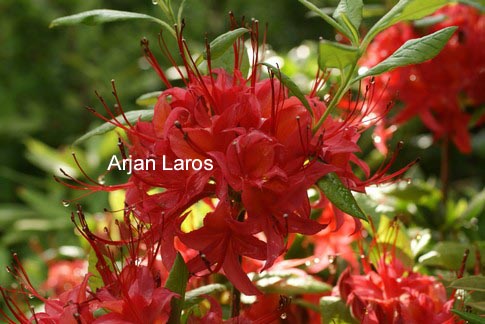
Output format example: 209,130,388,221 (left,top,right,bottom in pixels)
360,4,485,153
